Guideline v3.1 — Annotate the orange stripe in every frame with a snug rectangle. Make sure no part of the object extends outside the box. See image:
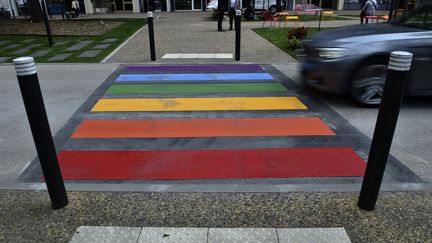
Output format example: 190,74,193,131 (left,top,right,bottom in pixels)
72,117,335,138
